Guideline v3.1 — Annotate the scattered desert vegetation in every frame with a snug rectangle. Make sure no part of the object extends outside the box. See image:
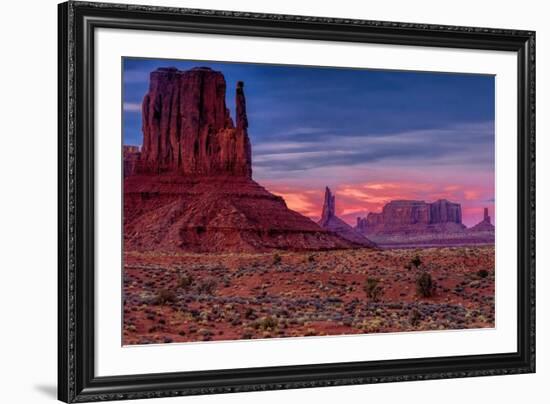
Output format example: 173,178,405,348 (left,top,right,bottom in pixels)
123,246,495,344
364,278,383,302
